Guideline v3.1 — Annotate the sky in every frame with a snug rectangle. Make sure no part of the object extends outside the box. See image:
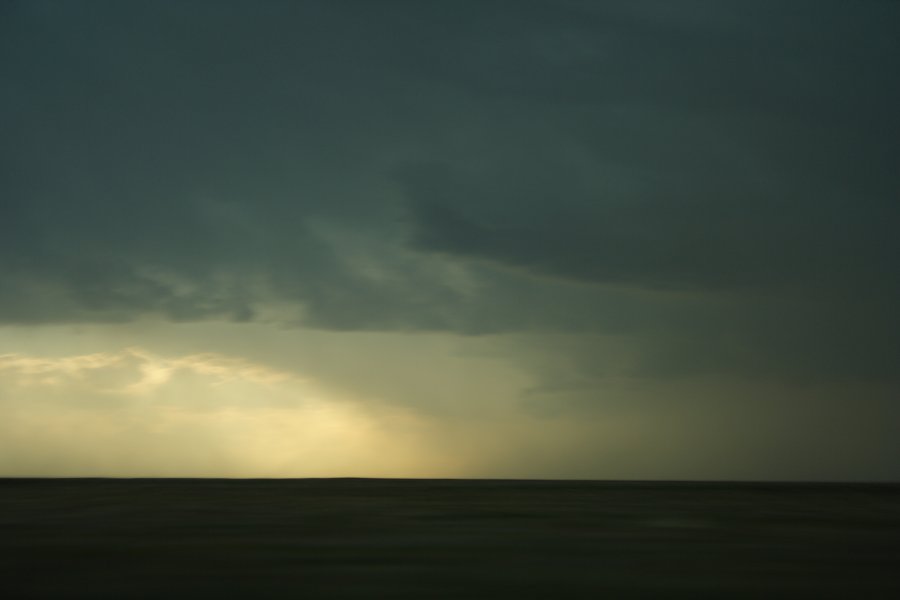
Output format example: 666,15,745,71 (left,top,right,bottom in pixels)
1,0,898,480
